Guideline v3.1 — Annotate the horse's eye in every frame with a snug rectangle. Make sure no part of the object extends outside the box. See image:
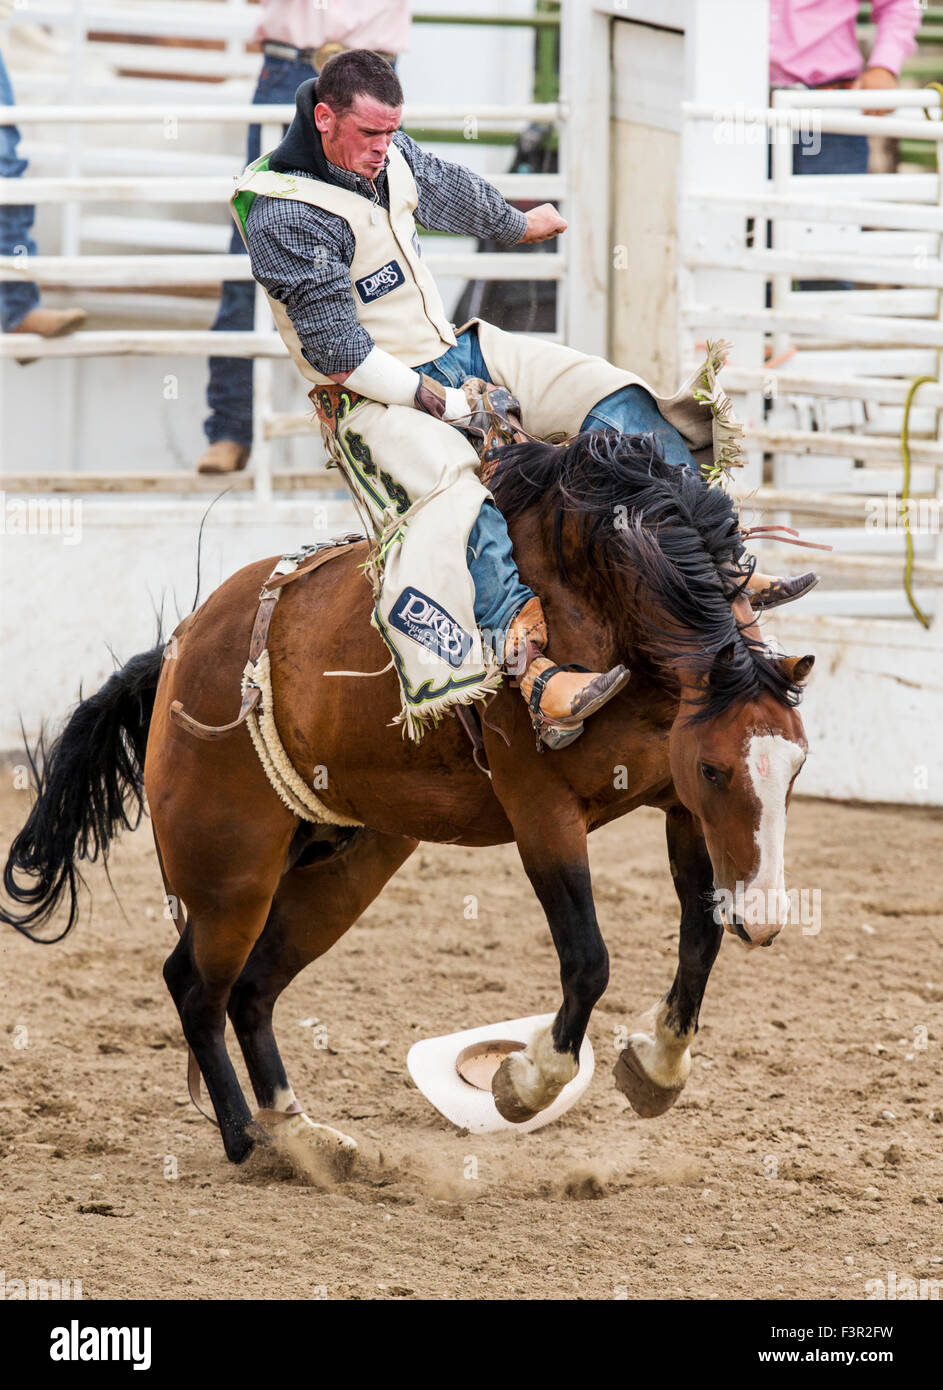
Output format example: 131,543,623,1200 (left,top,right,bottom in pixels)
700,762,722,786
